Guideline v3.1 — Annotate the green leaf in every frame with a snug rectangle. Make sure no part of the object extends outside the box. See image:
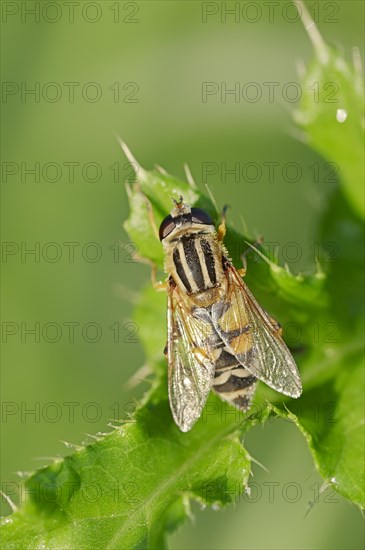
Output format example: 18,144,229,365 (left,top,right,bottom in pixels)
134,285,166,368
319,185,364,328
2,12,364,546
123,128,363,512
294,1,364,219
3,138,363,544
1,387,253,549
274,350,364,508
